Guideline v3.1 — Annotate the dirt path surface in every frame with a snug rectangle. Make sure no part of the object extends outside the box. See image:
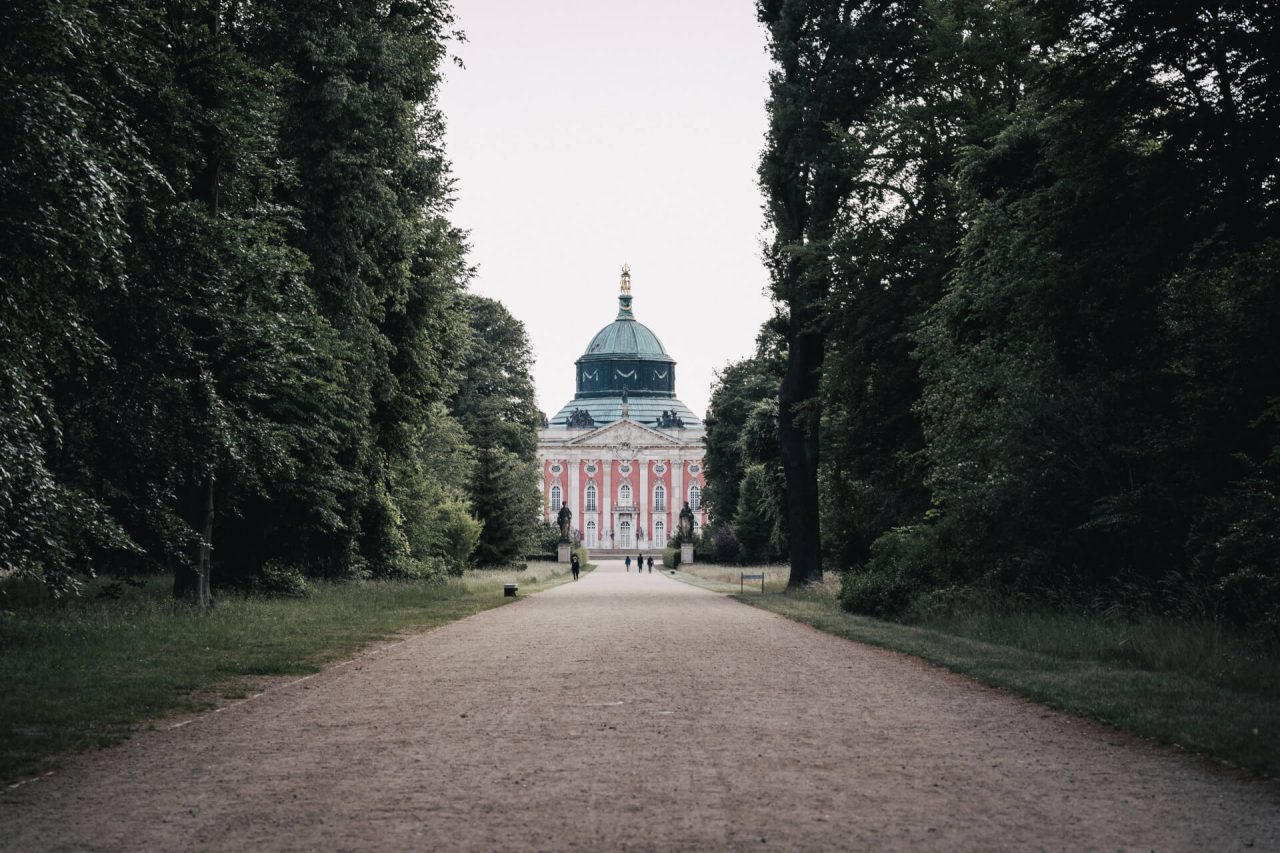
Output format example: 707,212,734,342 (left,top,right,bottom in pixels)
3,561,1277,851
